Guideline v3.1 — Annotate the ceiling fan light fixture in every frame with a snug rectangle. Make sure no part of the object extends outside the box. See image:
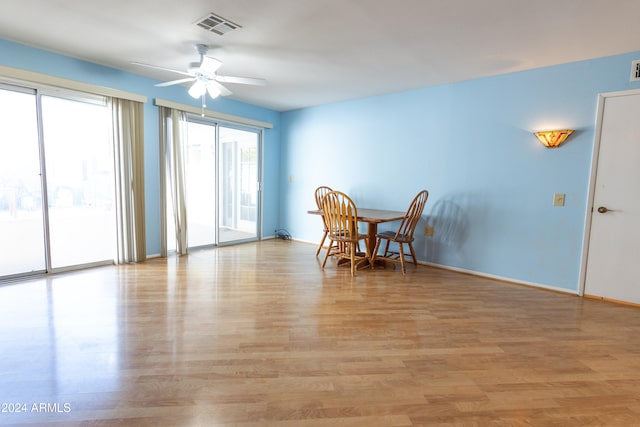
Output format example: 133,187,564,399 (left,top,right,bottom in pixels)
206,82,222,99
134,42,263,101
188,80,206,98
